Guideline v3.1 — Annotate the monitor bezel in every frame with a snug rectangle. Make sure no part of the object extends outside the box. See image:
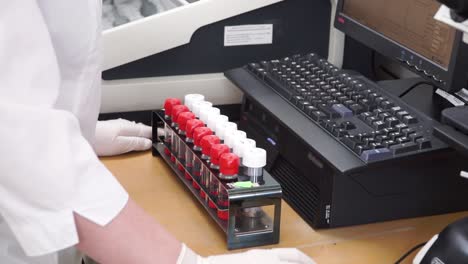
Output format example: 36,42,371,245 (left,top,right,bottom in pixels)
334,0,464,91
